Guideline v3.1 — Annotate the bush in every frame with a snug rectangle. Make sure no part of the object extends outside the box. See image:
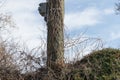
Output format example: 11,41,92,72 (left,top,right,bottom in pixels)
70,48,120,80
0,40,21,80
